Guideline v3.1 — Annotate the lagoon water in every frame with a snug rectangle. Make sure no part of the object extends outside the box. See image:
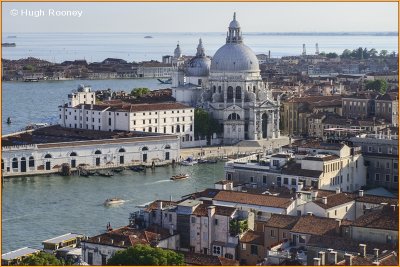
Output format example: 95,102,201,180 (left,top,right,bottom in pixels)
2,32,398,63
